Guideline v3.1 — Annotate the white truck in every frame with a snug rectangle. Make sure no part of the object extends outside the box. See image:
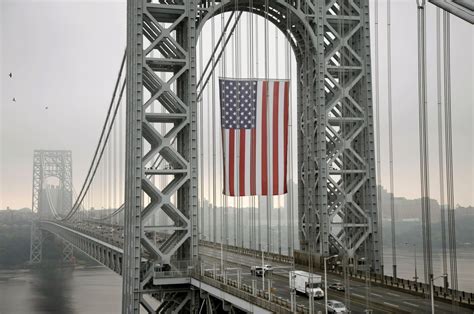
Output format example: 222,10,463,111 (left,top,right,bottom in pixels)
289,270,324,298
